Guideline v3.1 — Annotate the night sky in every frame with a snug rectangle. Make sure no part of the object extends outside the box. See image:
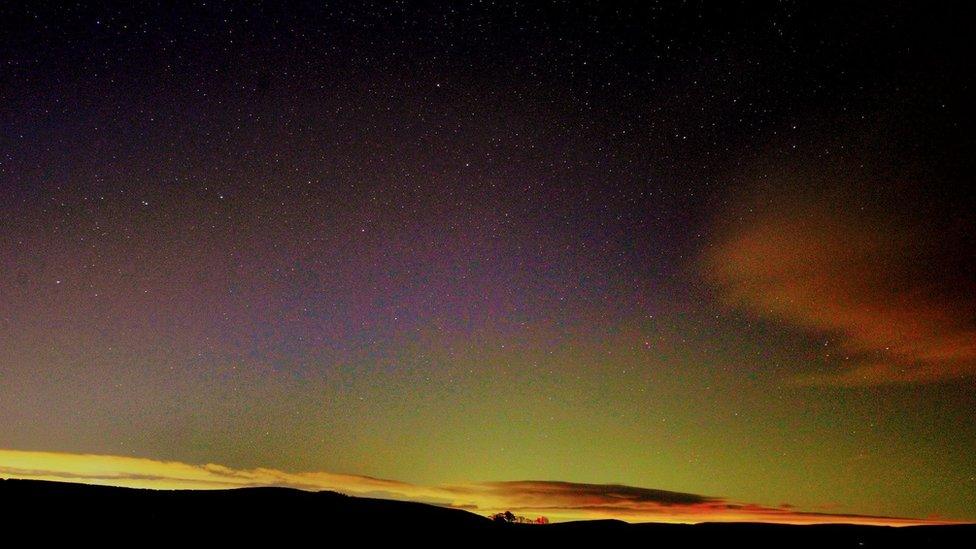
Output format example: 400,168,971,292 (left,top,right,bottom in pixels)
1,1,974,523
